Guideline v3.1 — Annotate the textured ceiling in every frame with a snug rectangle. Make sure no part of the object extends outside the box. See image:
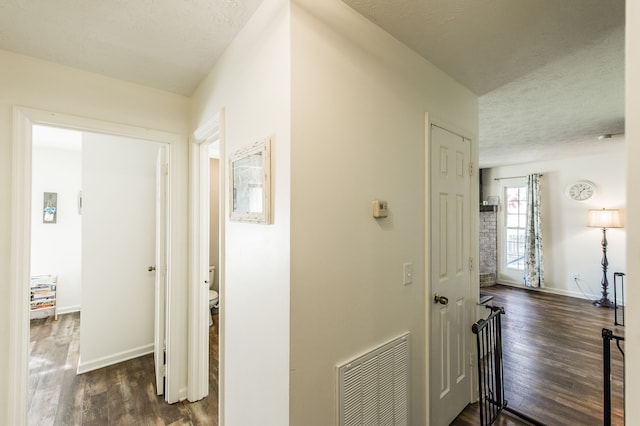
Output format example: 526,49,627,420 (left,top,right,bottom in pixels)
480,25,624,167
0,1,626,167
342,0,626,167
0,0,263,96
